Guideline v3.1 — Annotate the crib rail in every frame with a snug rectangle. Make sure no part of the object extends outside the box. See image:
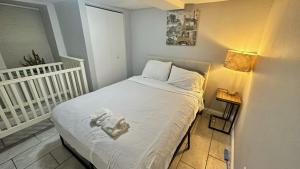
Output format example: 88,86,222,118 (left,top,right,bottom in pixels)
0,56,89,138
0,62,63,81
